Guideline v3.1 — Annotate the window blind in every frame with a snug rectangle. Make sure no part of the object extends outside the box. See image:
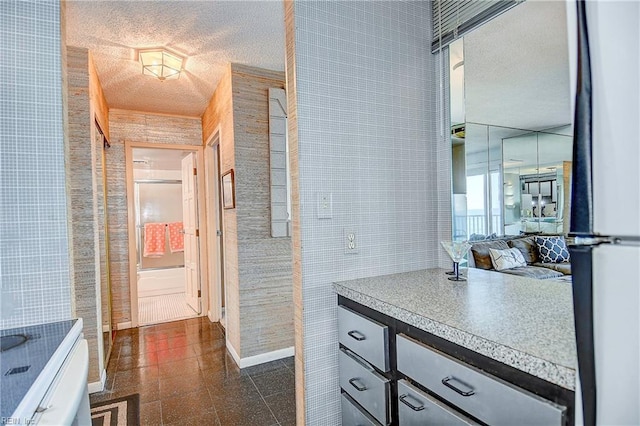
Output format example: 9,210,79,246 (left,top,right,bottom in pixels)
432,0,520,53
